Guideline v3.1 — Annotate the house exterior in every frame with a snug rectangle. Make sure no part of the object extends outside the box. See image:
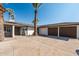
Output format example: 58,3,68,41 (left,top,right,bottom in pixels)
38,22,79,39
4,21,34,37
4,21,79,39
